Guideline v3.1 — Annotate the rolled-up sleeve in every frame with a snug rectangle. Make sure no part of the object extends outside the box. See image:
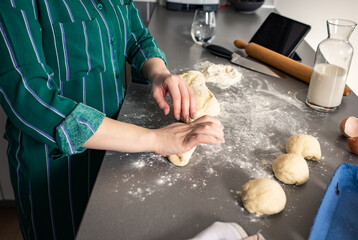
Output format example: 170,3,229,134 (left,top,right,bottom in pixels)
0,5,104,158
55,103,105,157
